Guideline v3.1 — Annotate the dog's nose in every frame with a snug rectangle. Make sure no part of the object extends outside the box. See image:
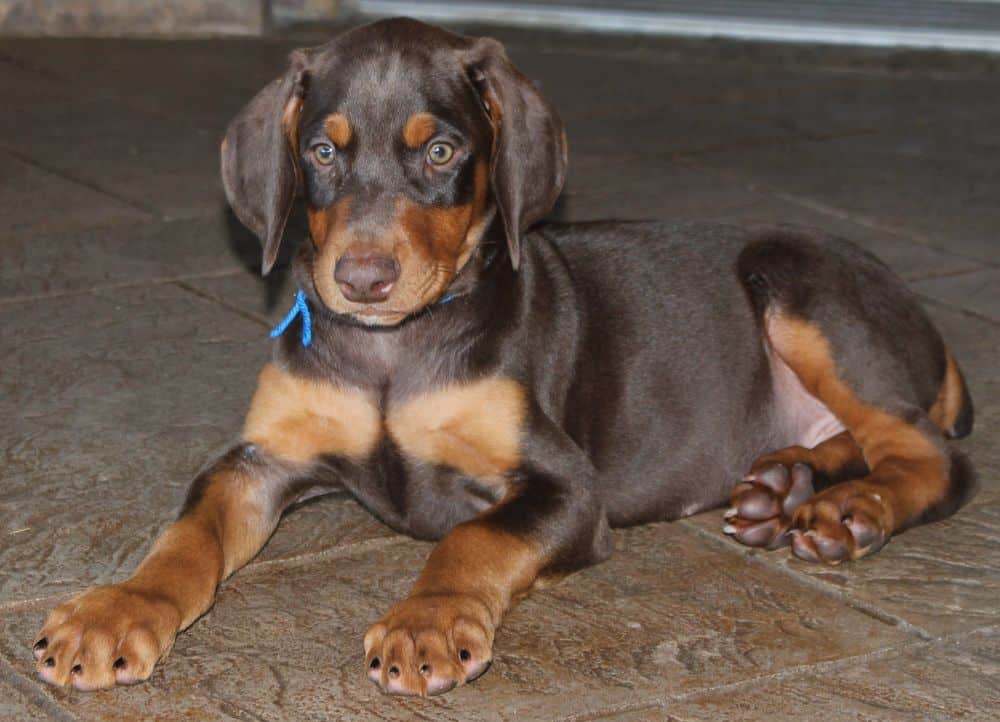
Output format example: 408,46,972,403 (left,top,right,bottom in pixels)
334,254,400,303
